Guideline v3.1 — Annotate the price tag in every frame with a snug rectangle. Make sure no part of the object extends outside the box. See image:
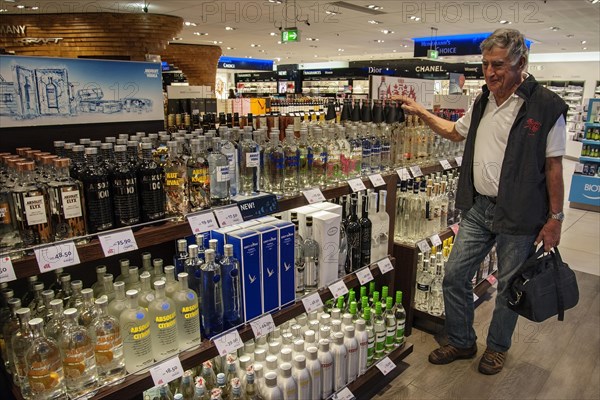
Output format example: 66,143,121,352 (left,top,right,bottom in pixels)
417,240,431,253
213,329,244,357
187,211,218,234
487,274,497,286
328,280,349,299
377,258,394,275
455,156,463,167
430,234,443,248
368,174,386,187
396,168,411,180
409,165,423,177
450,224,460,235
473,293,480,302
376,356,396,376
250,314,275,339
34,241,80,273
214,205,243,227
347,178,366,193
355,267,374,285
302,188,326,204
440,159,452,170
0,256,17,283
575,163,584,173
98,228,138,257
302,292,324,313
150,356,184,386
334,387,355,400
